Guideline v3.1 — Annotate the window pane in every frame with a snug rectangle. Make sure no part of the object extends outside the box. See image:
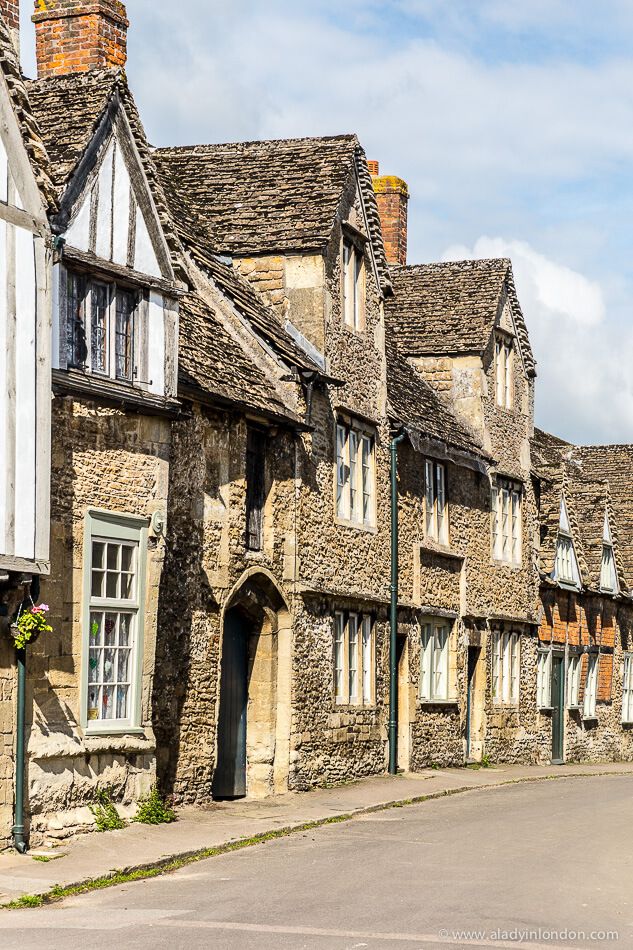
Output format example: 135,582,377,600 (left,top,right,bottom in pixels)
115,289,136,380
348,614,359,701
91,281,109,374
491,487,500,559
436,464,448,545
504,343,512,407
492,632,501,701
334,613,345,701
362,435,373,525
66,271,87,368
362,616,372,704
336,425,349,519
425,460,435,539
420,625,432,700
349,430,359,523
